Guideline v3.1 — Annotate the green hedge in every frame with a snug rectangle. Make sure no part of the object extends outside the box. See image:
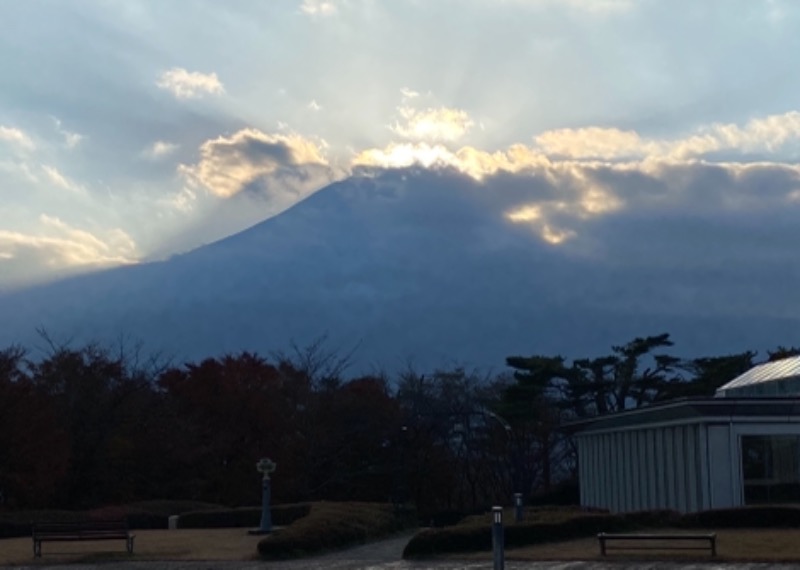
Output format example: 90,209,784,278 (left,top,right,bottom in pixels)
177,503,311,529
257,502,416,559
